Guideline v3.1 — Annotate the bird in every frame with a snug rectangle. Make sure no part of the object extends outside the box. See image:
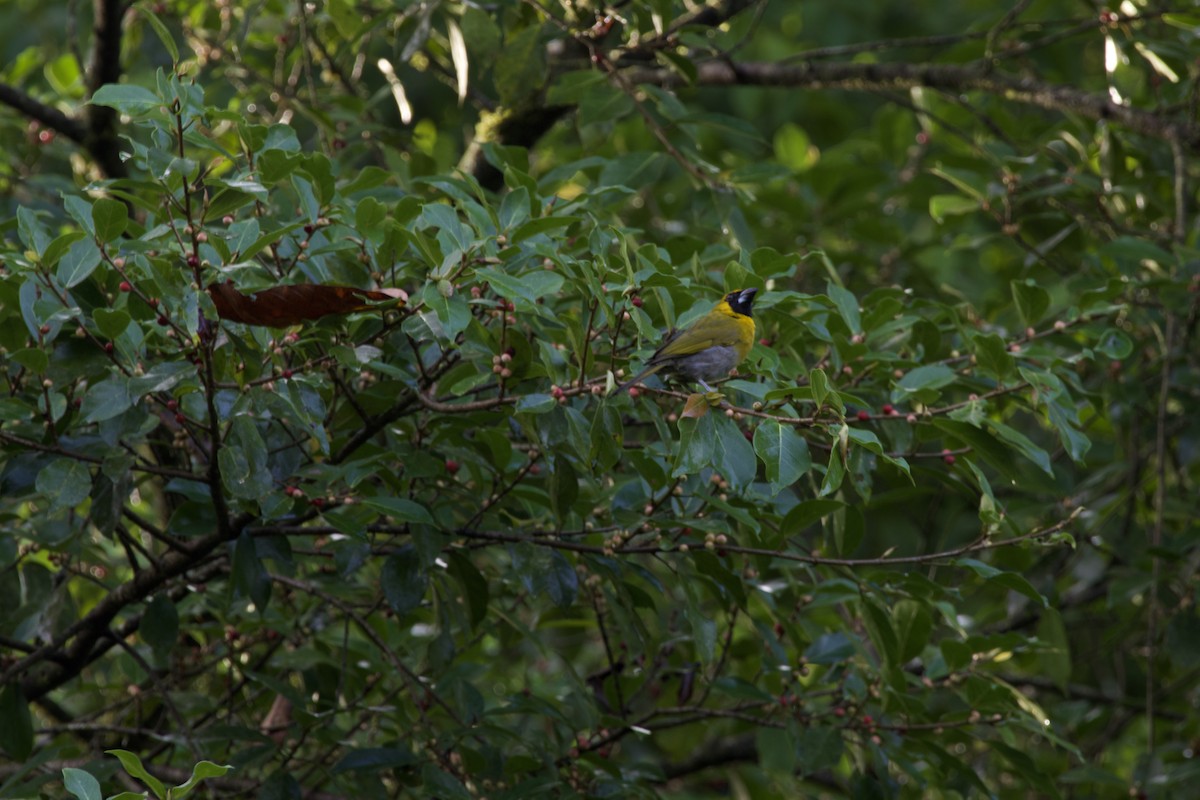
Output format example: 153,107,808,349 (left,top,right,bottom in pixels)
617,287,758,394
